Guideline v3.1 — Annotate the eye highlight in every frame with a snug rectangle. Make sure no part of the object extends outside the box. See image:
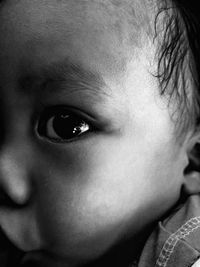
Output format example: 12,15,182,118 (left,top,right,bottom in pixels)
37,107,91,143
